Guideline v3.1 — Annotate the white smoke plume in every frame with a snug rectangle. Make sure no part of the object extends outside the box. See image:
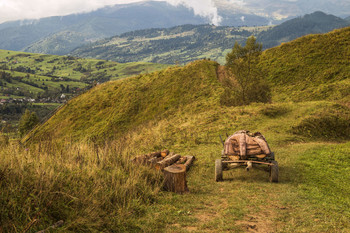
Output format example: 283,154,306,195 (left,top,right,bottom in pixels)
165,0,222,25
